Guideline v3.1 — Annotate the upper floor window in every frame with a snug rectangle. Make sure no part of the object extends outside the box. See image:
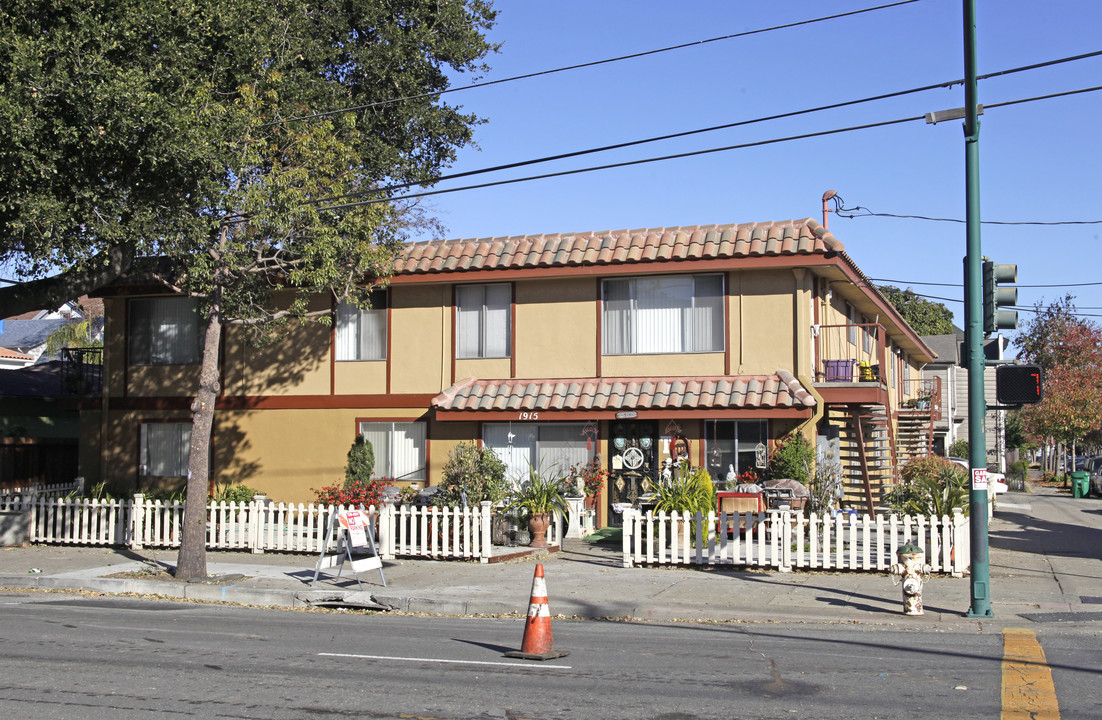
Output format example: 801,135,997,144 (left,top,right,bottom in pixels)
335,290,387,361
128,297,201,366
456,284,511,359
603,274,724,355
